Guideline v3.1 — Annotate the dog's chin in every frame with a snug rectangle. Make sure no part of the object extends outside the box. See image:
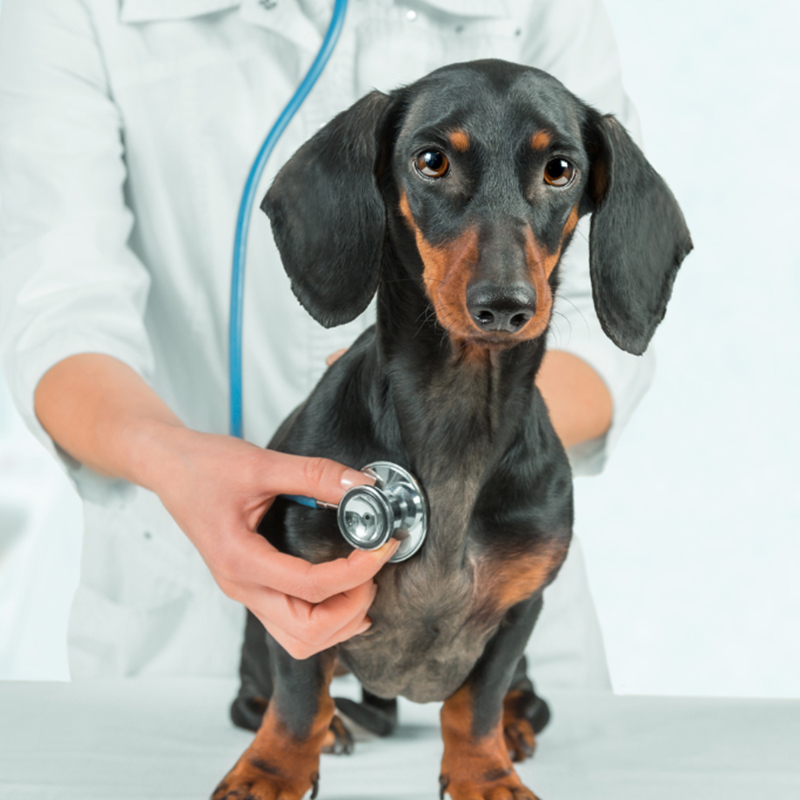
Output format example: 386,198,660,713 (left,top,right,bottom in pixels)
447,333,544,365
444,316,550,356
462,333,522,349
